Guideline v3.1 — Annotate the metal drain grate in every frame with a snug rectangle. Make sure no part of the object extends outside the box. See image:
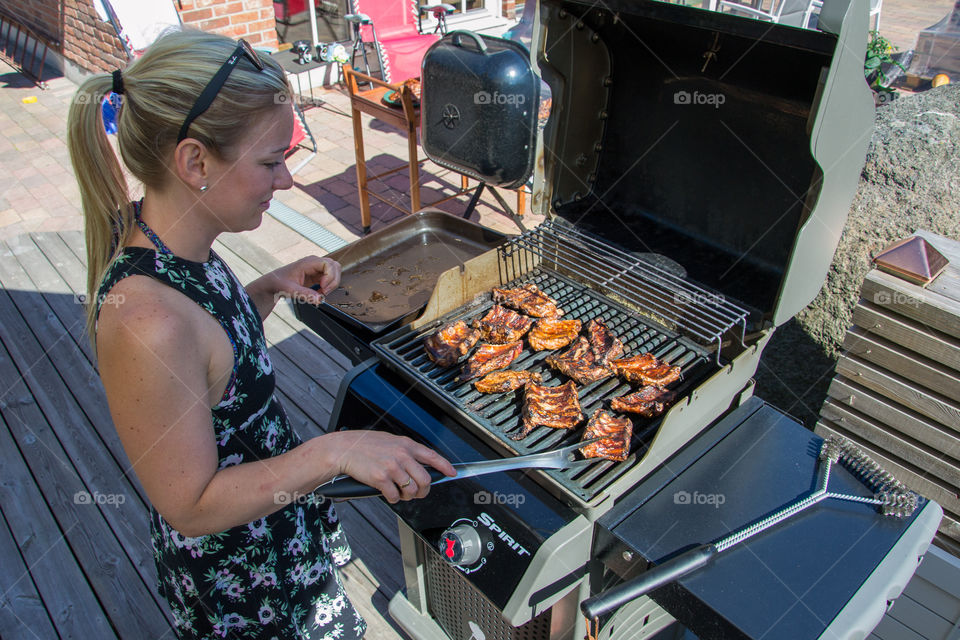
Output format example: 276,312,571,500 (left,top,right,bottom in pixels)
425,551,552,640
